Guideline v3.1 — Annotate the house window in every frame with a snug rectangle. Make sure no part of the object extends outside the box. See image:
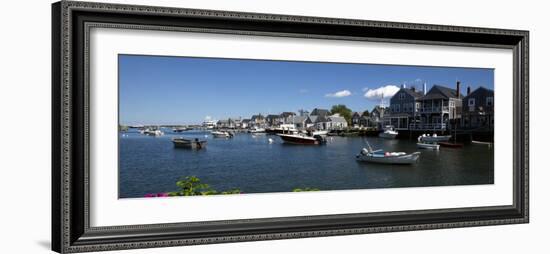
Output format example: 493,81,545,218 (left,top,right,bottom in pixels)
450,101,454,107
486,97,494,106
468,98,475,106
399,93,405,100
395,104,400,112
